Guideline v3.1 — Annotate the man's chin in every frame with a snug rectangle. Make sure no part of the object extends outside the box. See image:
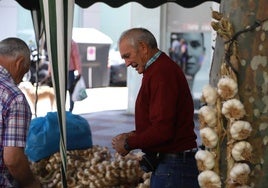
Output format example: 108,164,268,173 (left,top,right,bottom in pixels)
137,70,145,74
